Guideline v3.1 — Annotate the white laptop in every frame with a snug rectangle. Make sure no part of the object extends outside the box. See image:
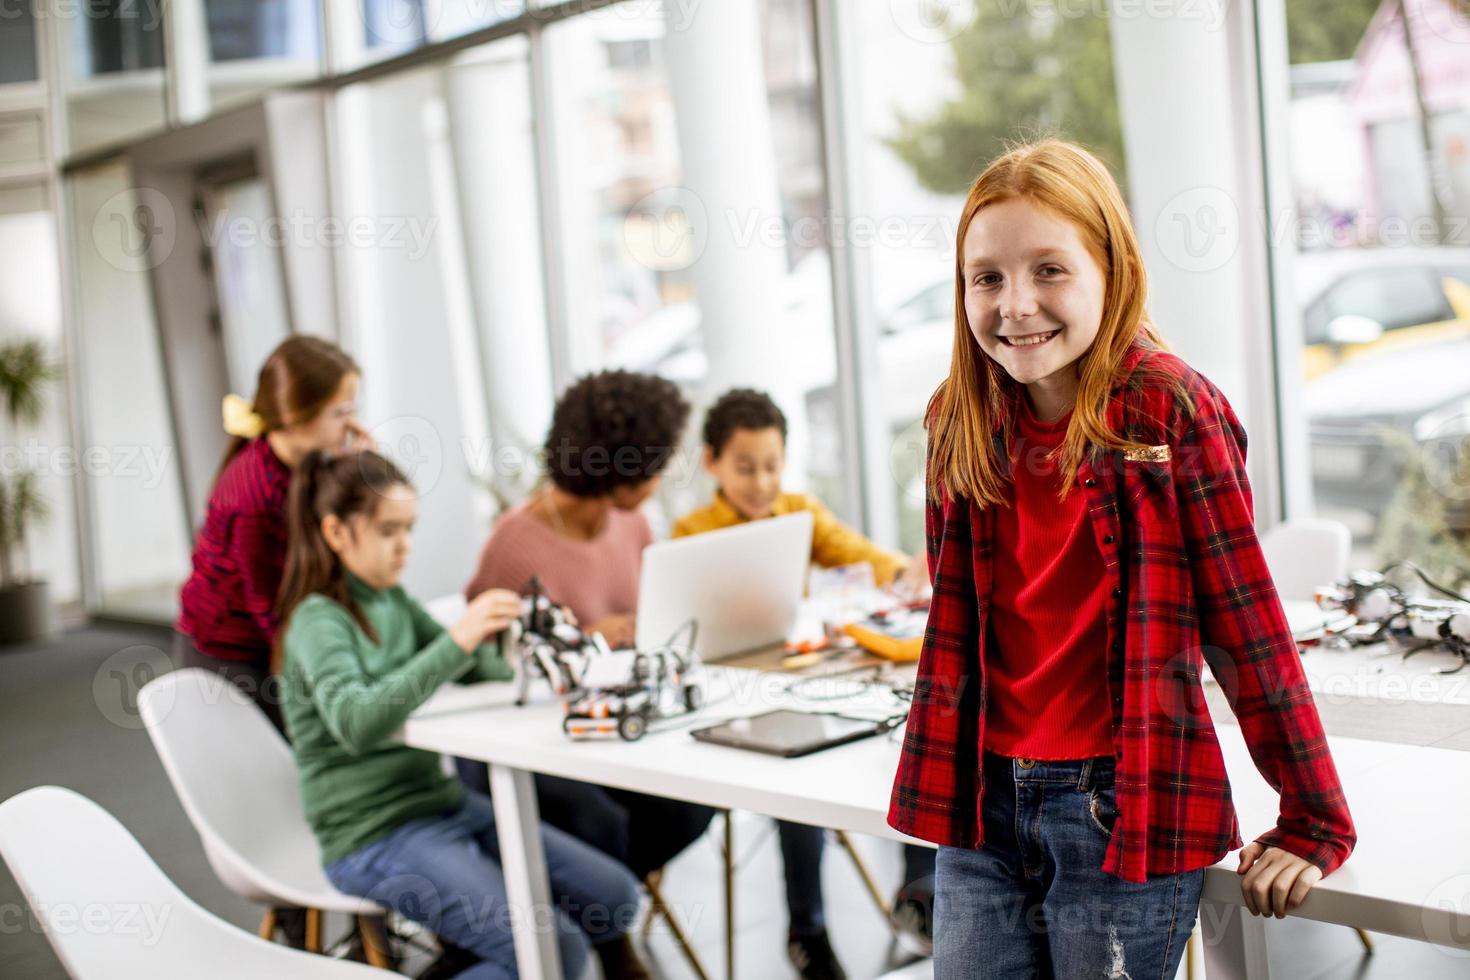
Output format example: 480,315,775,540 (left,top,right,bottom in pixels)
635,510,815,661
